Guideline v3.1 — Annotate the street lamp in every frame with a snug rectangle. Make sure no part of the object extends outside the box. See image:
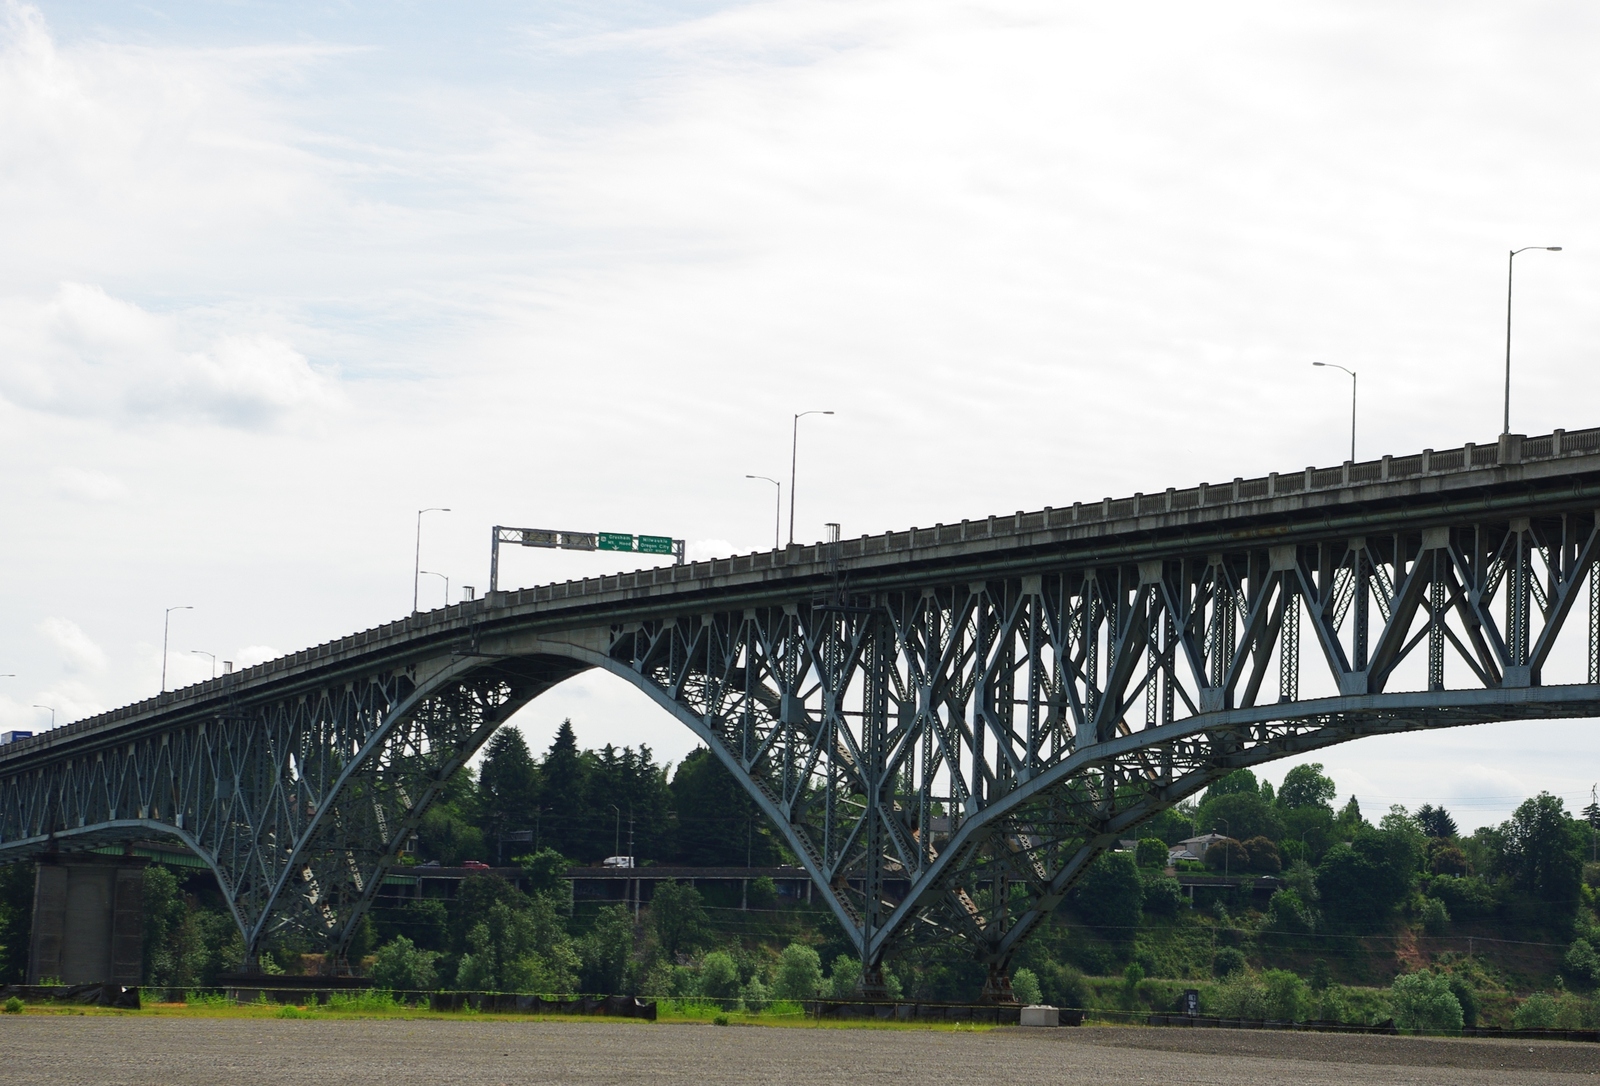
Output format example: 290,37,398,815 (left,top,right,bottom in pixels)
32,704,56,728
413,508,451,613
1312,363,1357,462
744,475,782,550
609,803,622,860
1504,245,1563,436
161,606,193,693
788,410,834,545
419,570,449,608
190,650,218,679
